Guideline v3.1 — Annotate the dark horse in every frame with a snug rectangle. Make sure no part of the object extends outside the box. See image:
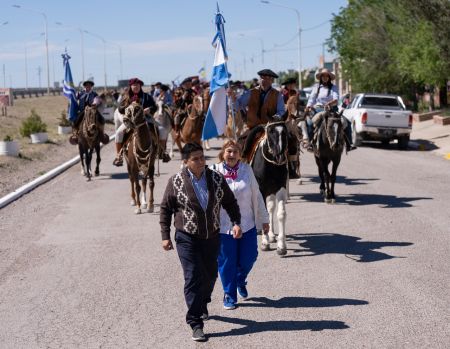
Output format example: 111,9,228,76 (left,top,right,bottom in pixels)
313,109,345,203
78,105,102,181
244,116,289,255
123,102,158,214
